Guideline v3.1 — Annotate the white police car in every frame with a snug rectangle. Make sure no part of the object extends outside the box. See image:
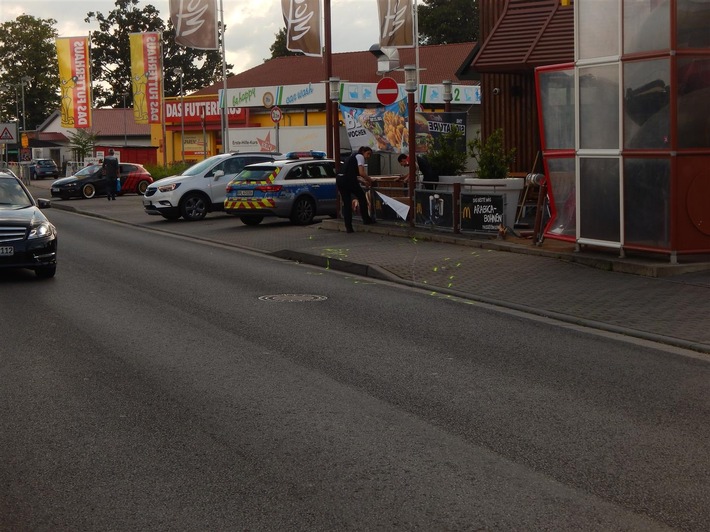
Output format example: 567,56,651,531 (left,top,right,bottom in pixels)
224,151,337,226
